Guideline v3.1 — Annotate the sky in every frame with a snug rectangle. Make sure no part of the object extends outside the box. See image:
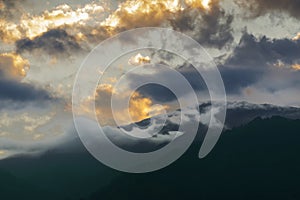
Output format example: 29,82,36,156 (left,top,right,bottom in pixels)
0,0,300,158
